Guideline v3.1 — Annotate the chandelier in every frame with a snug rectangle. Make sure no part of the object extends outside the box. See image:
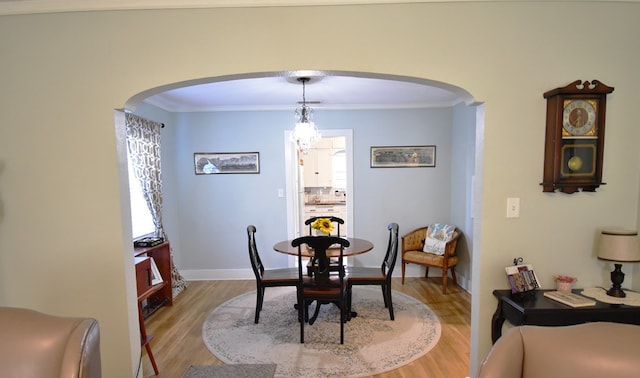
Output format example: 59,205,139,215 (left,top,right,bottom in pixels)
290,77,321,154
